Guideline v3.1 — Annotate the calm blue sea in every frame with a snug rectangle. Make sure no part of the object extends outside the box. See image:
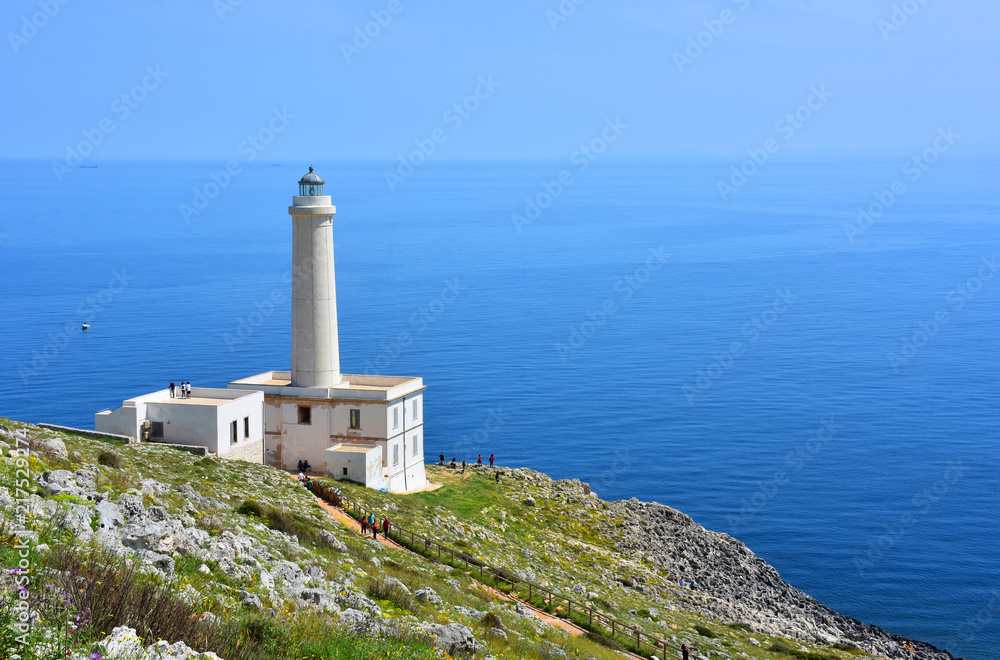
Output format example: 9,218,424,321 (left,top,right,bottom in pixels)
1,159,997,658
